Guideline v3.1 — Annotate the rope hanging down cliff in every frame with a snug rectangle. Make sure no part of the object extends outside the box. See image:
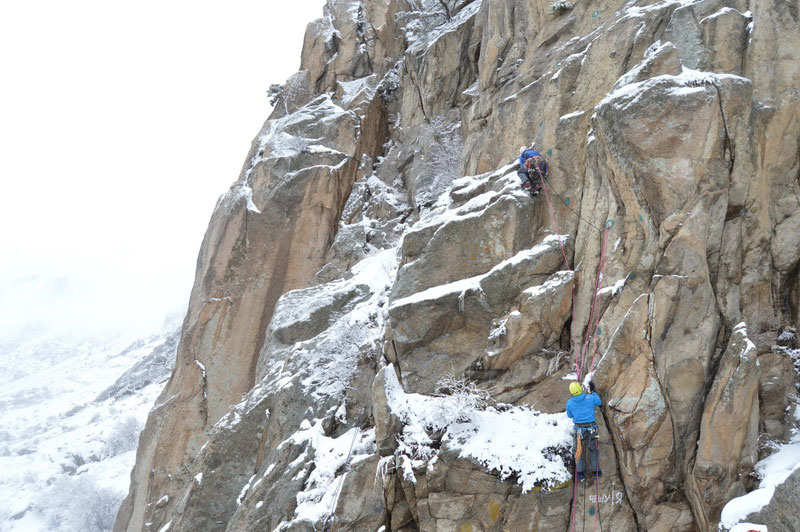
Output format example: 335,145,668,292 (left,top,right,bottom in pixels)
538,167,611,532
537,167,612,381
